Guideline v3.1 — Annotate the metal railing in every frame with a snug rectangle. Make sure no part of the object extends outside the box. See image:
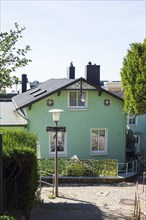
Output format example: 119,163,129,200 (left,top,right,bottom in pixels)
135,145,144,156
38,170,54,190
118,160,138,174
